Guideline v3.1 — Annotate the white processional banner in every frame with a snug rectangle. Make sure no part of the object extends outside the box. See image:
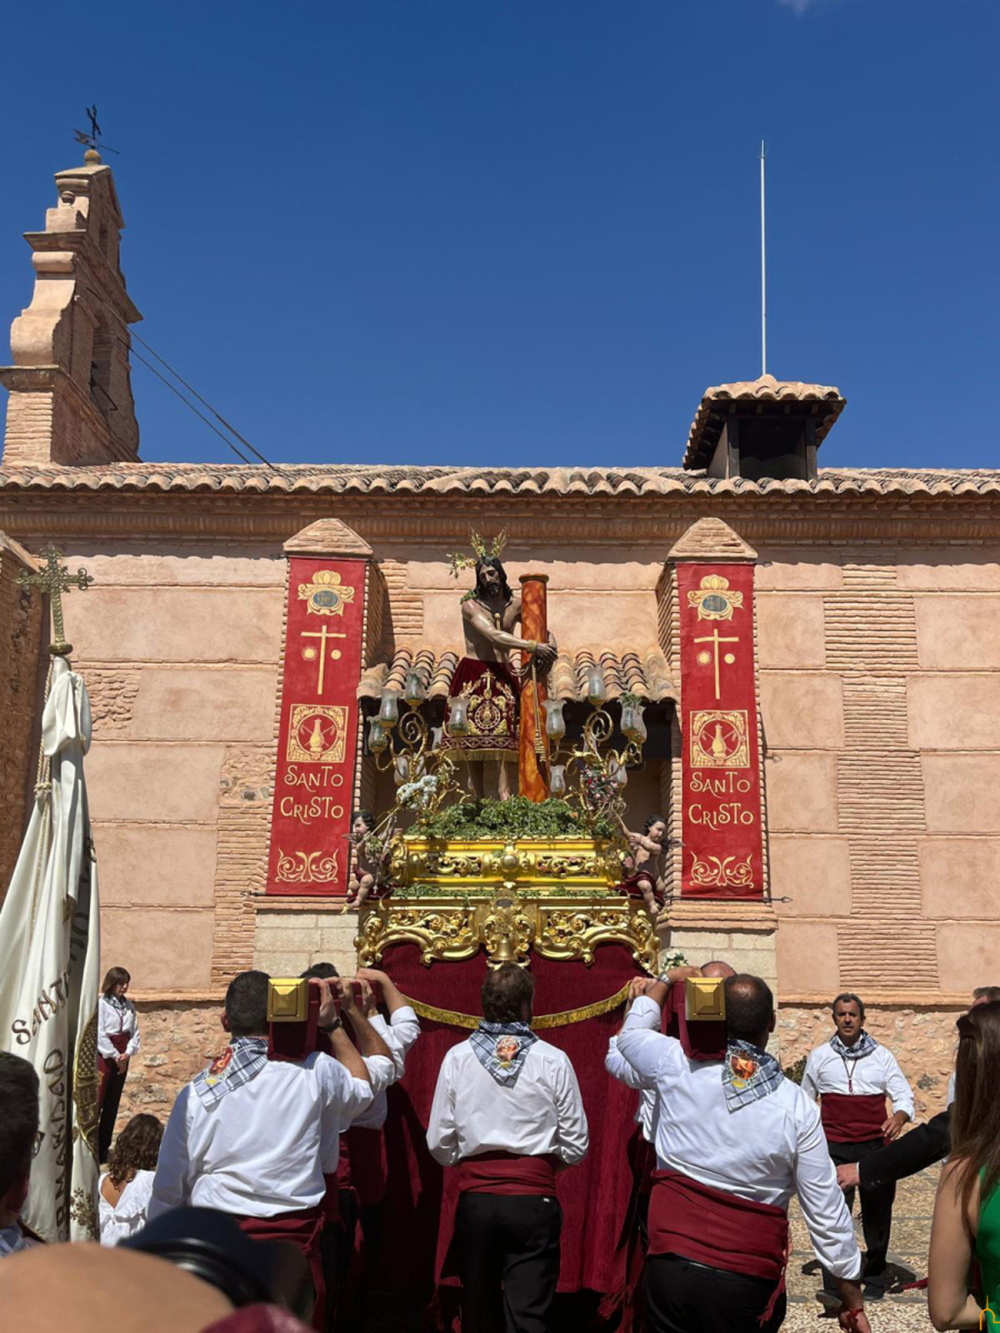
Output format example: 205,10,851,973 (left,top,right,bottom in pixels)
0,655,101,1241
